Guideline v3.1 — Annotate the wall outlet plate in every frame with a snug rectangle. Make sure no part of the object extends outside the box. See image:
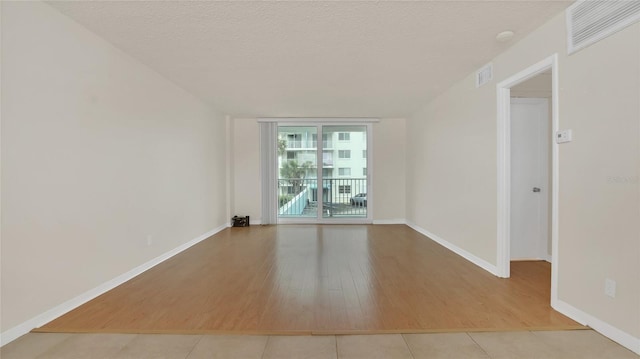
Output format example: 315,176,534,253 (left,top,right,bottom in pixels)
605,278,616,298
556,129,572,143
